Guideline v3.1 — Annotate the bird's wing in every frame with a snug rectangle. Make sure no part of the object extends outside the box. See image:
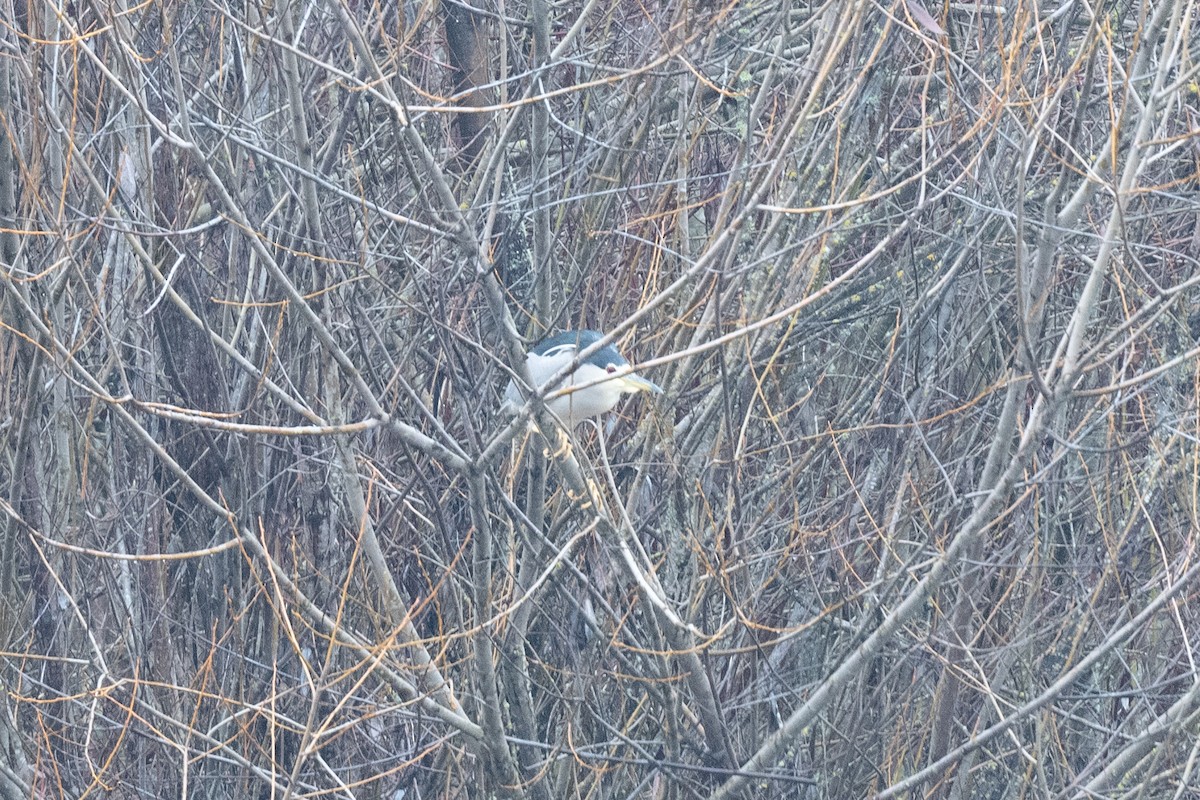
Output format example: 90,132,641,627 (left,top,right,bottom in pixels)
537,342,578,360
